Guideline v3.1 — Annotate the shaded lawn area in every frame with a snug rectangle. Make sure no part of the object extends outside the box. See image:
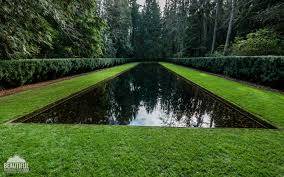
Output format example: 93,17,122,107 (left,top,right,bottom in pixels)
0,125,283,177
0,63,138,123
160,63,284,129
